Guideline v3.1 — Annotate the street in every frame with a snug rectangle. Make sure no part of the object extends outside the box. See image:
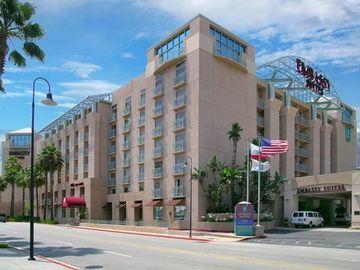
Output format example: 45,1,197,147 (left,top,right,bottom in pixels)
1,223,360,270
